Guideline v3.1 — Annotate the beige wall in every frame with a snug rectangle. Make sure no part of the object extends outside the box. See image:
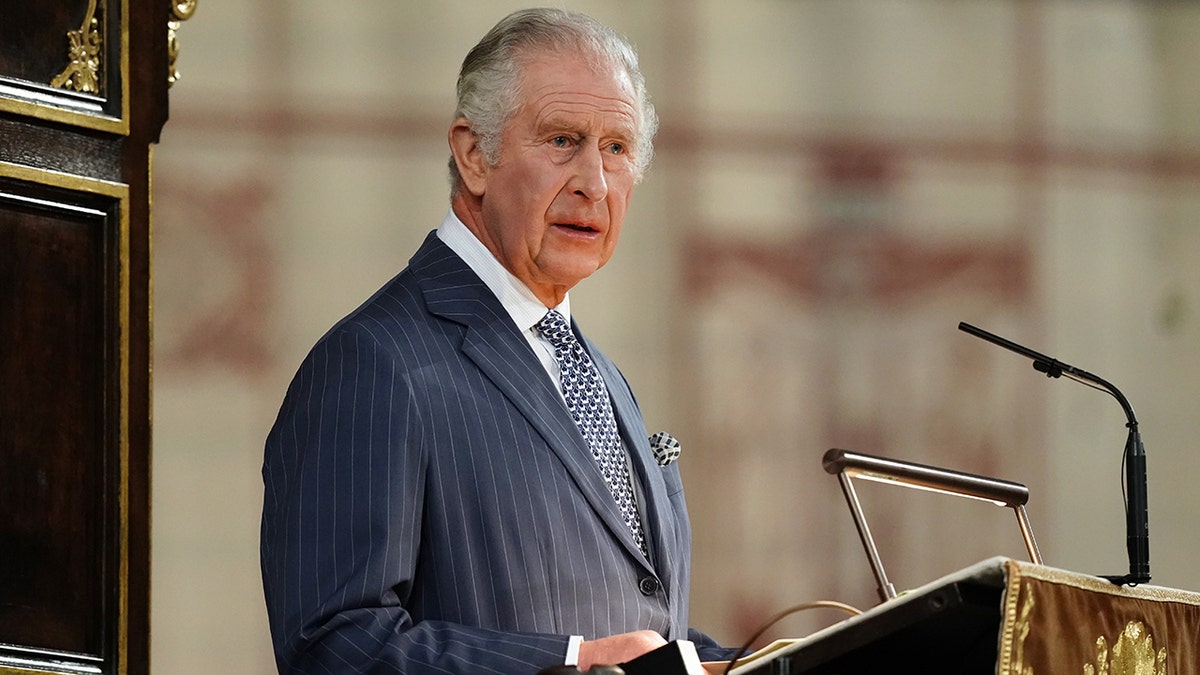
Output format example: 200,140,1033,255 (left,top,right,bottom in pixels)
152,1,1200,671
